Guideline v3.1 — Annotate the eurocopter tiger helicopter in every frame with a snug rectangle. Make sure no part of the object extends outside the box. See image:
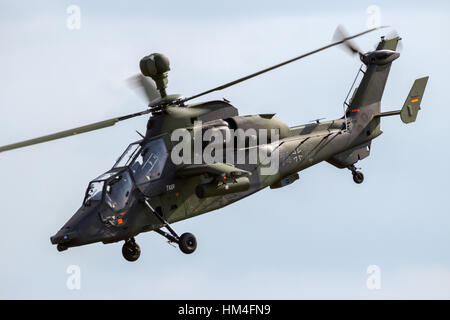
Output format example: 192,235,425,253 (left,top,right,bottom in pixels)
0,26,428,261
